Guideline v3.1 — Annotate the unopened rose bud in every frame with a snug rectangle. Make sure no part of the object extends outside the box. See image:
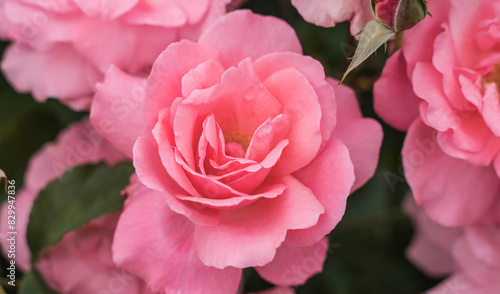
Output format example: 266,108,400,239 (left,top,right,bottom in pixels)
371,0,428,32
